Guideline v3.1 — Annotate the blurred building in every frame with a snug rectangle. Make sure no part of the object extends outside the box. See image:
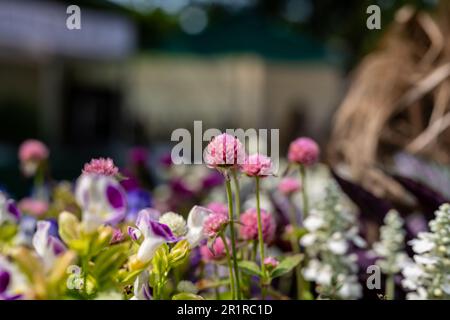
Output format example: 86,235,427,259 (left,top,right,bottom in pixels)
0,0,342,194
